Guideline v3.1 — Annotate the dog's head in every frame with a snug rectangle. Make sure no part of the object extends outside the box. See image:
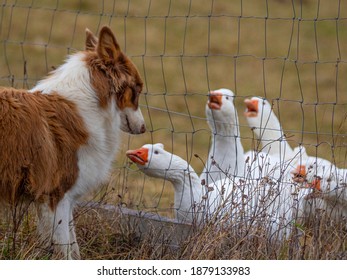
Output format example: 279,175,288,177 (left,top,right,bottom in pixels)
85,26,146,134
